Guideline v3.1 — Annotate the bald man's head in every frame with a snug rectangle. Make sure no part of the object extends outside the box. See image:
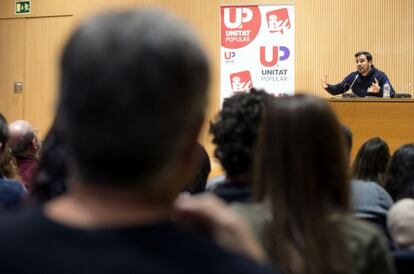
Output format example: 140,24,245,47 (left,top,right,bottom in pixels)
8,120,40,157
